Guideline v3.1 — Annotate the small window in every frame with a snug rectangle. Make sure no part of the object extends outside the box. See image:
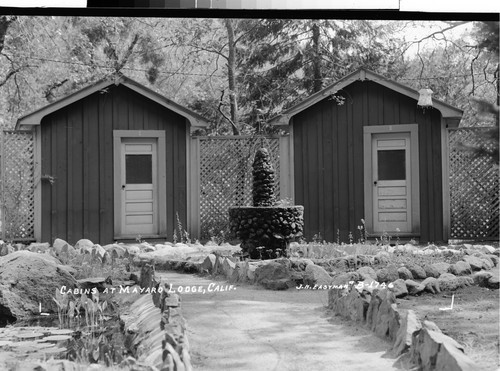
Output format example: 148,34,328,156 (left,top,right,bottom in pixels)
378,150,406,180
126,154,152,184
